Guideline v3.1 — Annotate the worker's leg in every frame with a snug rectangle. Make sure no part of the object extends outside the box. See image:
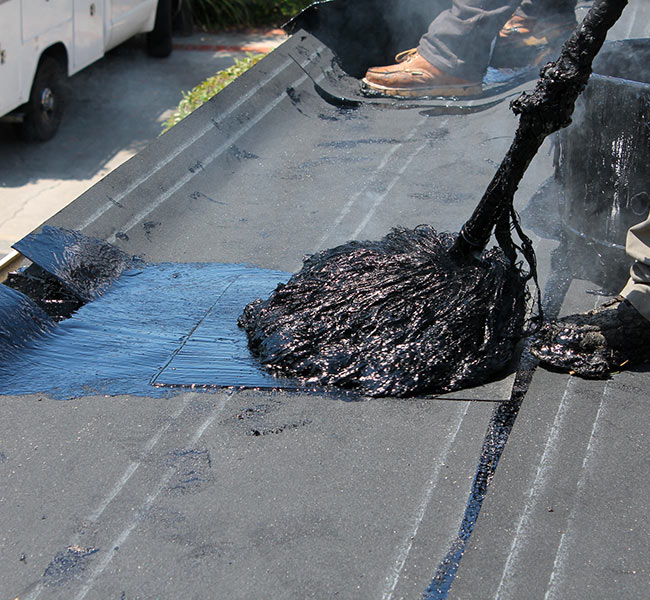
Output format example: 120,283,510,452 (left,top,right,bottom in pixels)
620,212,650,320
492,0,579,68
361,0,577,98
417,0,522,82
362,0,522,97
517,0,578,19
